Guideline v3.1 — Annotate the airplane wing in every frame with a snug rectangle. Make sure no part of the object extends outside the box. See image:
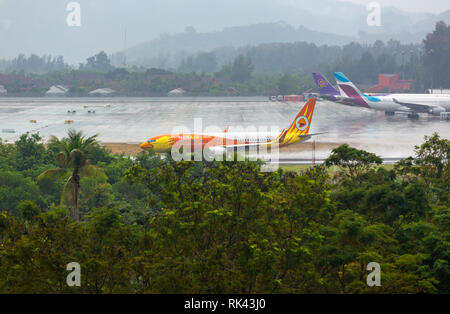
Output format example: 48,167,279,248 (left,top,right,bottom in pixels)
298,132,327,138
319,95,353,101
393,98,431,113
320,95,360,107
